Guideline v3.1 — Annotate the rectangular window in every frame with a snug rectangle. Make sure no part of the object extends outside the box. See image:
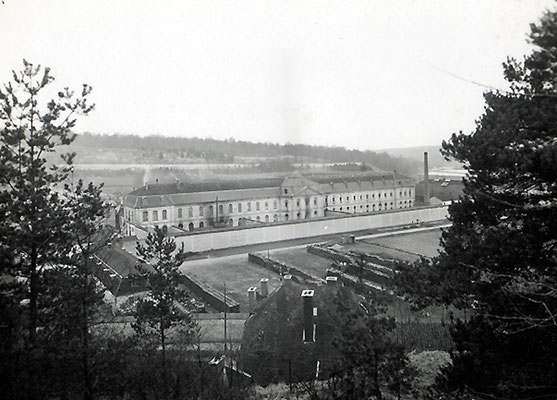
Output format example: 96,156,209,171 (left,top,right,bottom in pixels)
229,204,233,213
238,203,242,212
153,210,158,221
199,206,204,216
209,205,214,215
247,202,251,211
162,210,167,220
142,211,148,222
178,208,182,218
188,207,193,217
256,202,260,211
